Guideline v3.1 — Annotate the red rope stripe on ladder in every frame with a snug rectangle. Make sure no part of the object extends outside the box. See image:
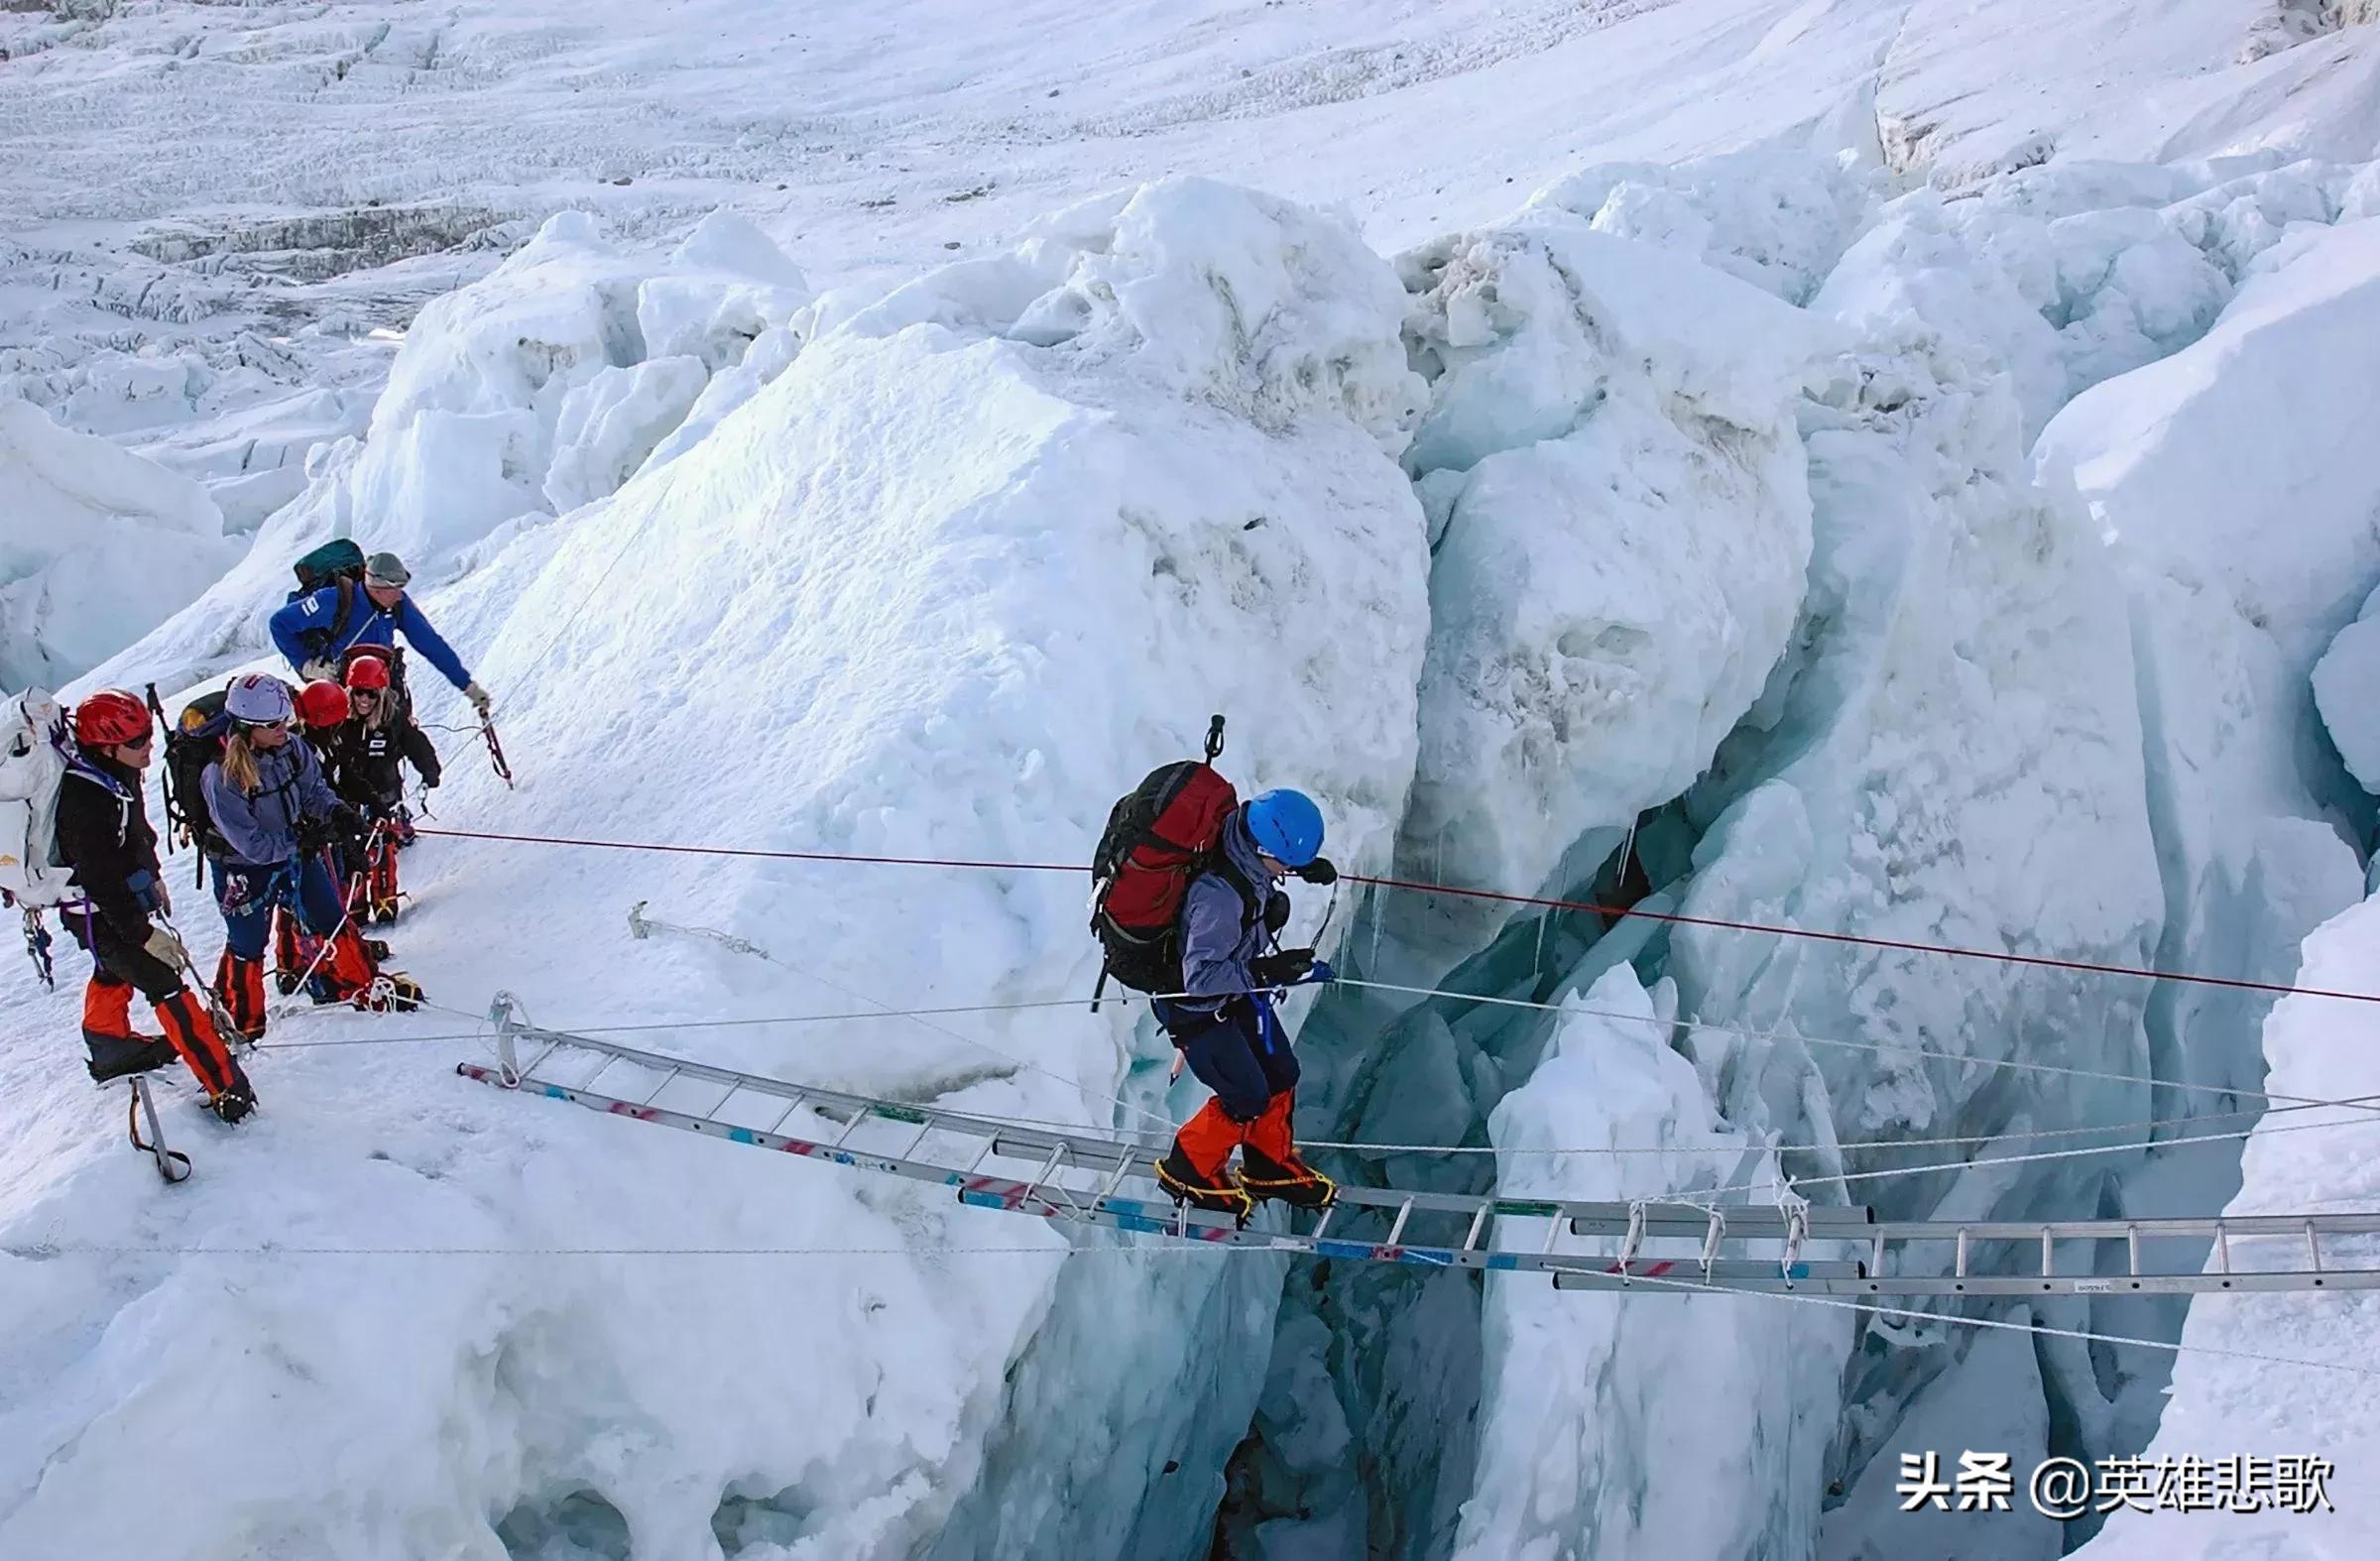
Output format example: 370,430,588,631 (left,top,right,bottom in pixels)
410,825,2380,1008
